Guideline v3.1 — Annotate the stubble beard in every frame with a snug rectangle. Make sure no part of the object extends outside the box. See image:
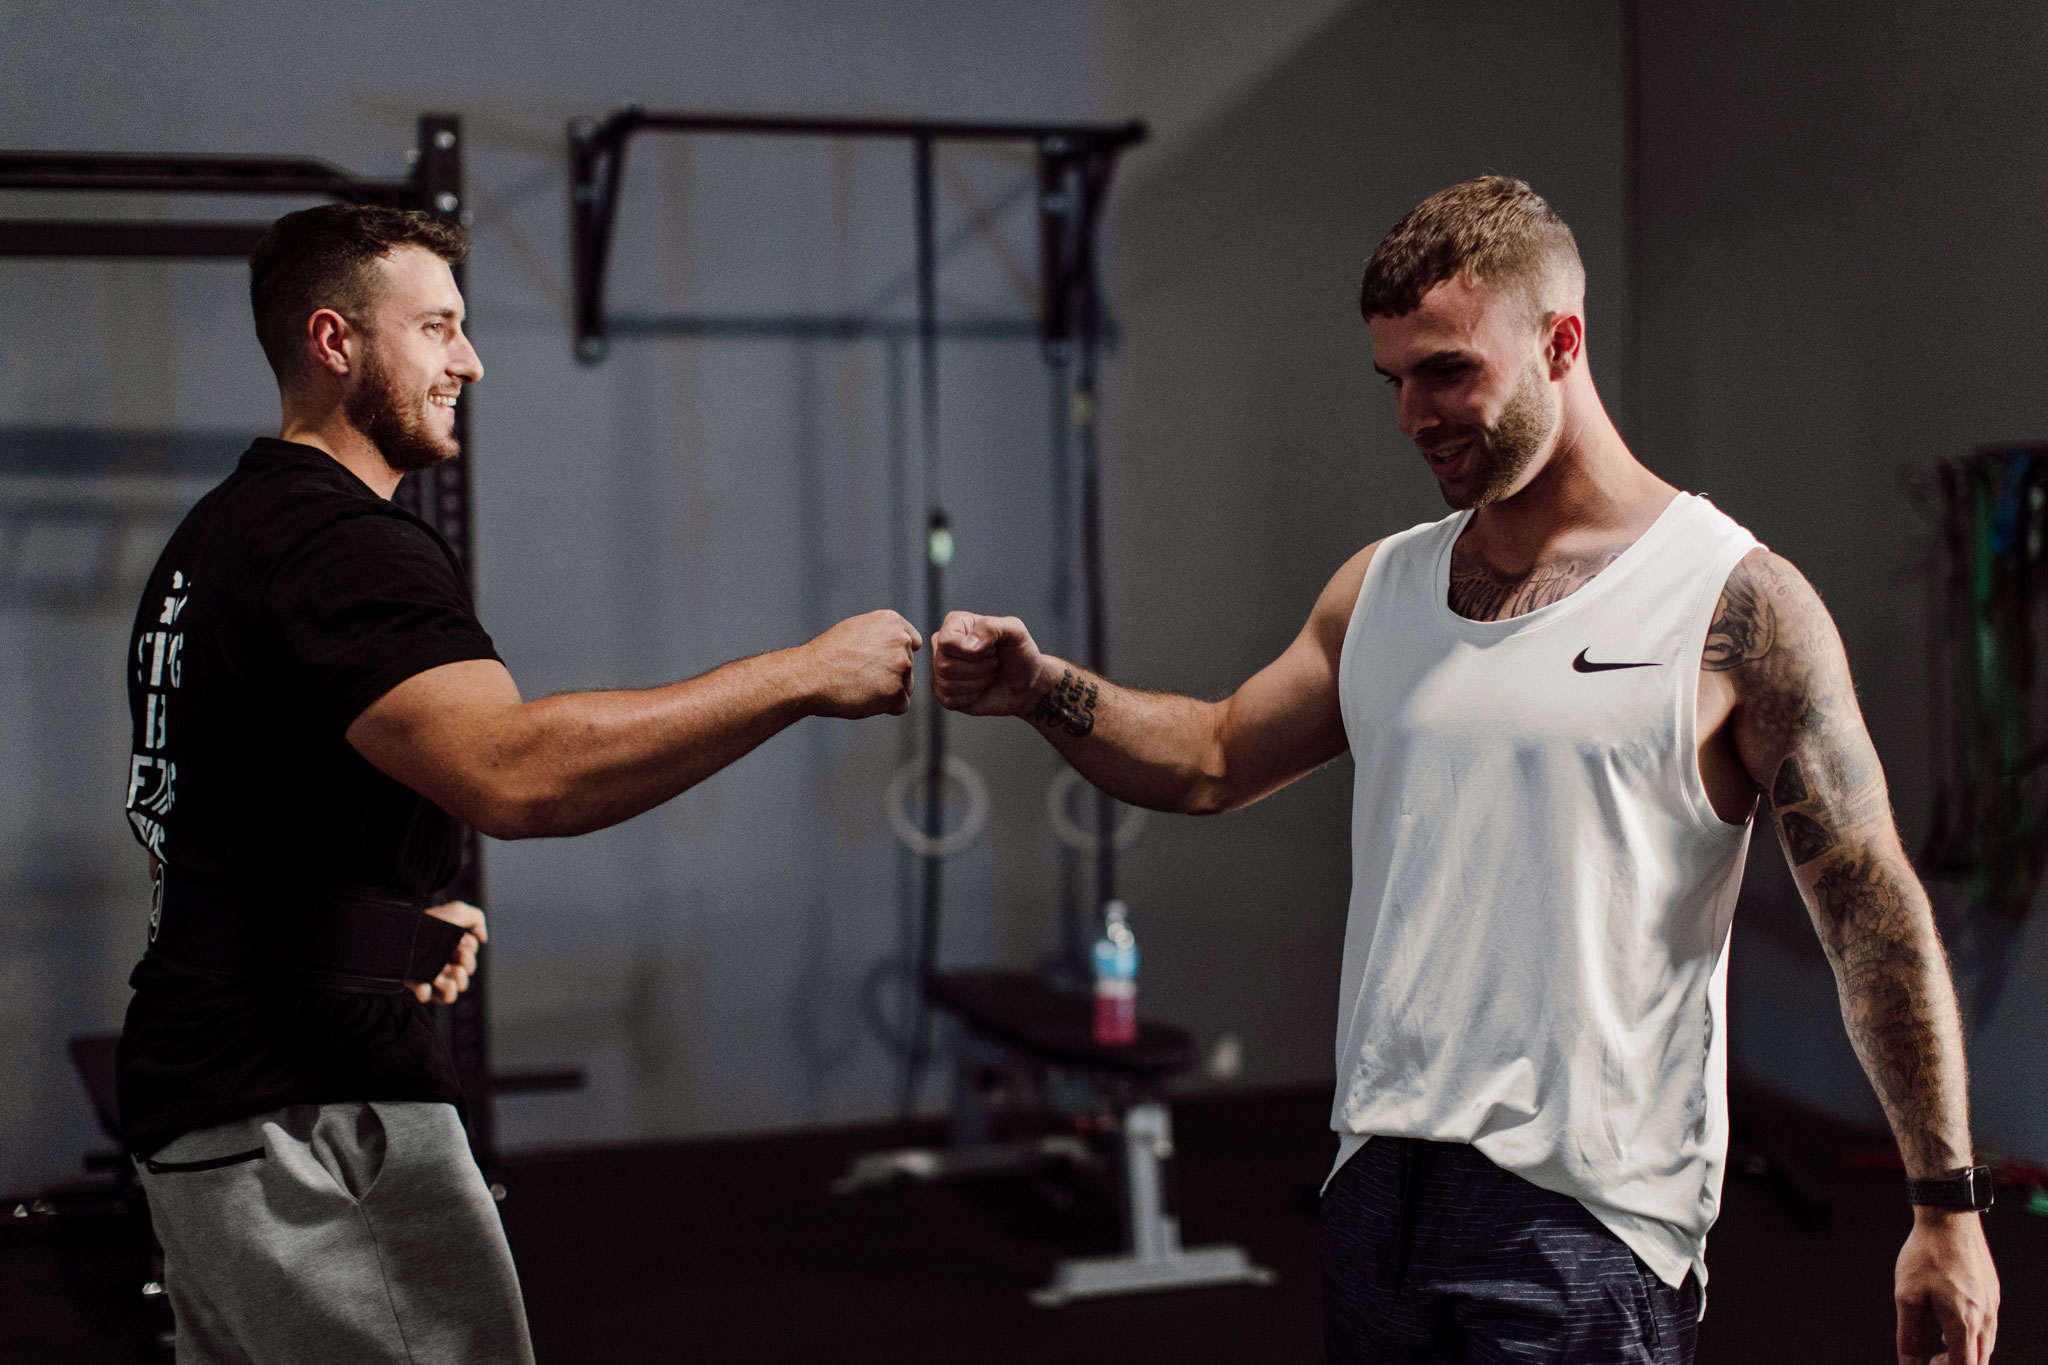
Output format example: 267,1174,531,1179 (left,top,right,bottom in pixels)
1437,361,1557,510
344,340,458,475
